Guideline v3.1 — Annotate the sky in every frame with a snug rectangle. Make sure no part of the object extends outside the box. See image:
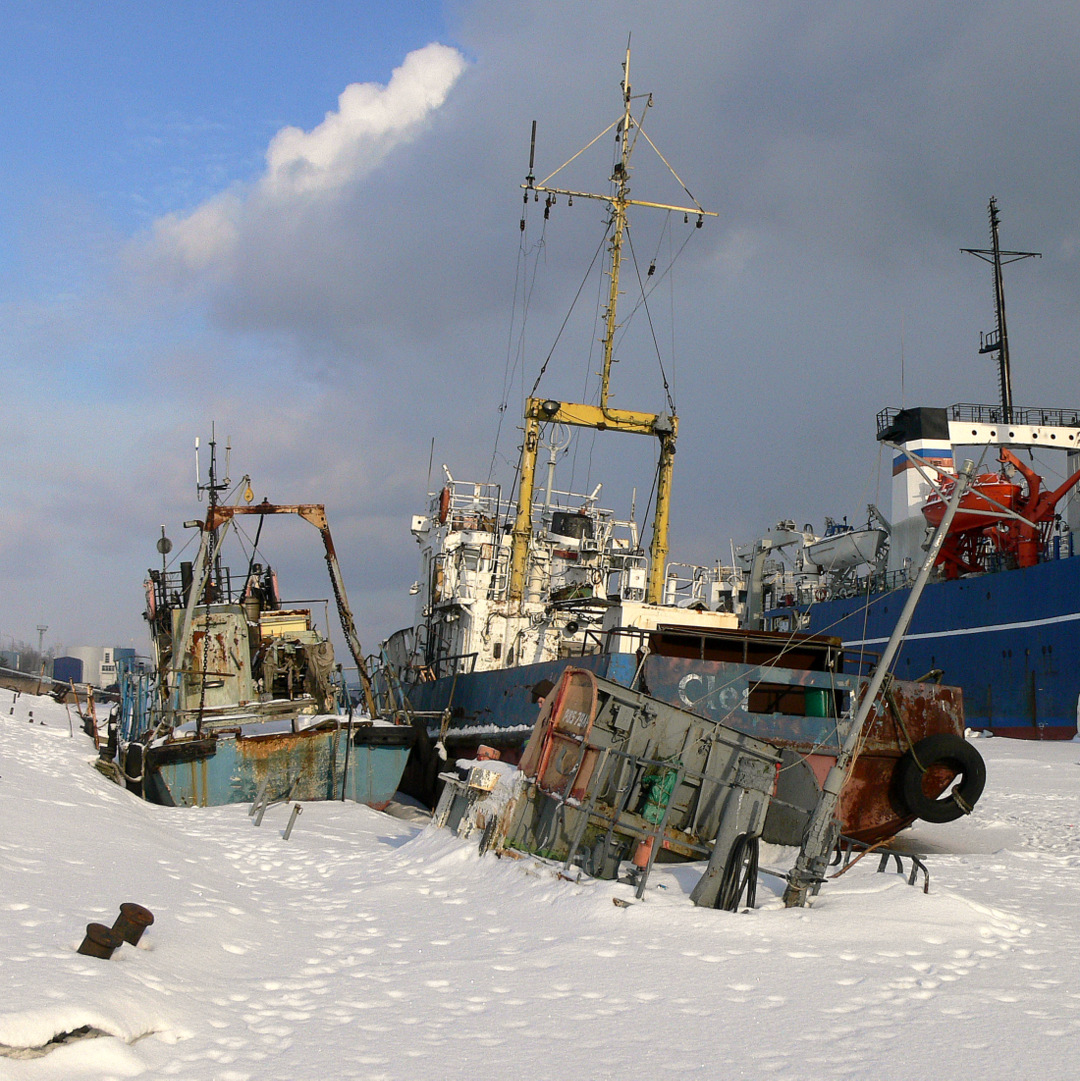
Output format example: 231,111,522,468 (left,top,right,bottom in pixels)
3,1,1080,659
